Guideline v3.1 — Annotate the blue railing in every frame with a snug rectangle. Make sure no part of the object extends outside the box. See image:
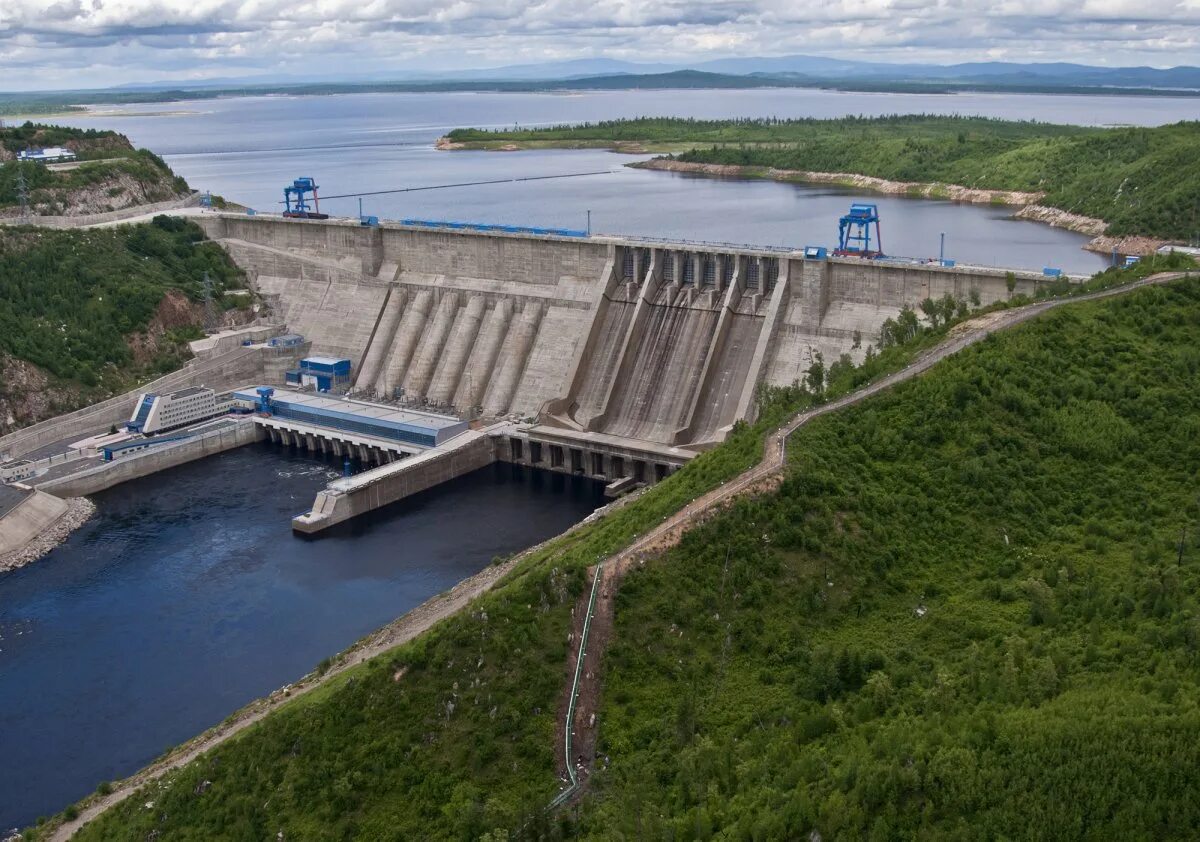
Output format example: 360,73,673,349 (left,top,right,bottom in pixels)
400,219,588,238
